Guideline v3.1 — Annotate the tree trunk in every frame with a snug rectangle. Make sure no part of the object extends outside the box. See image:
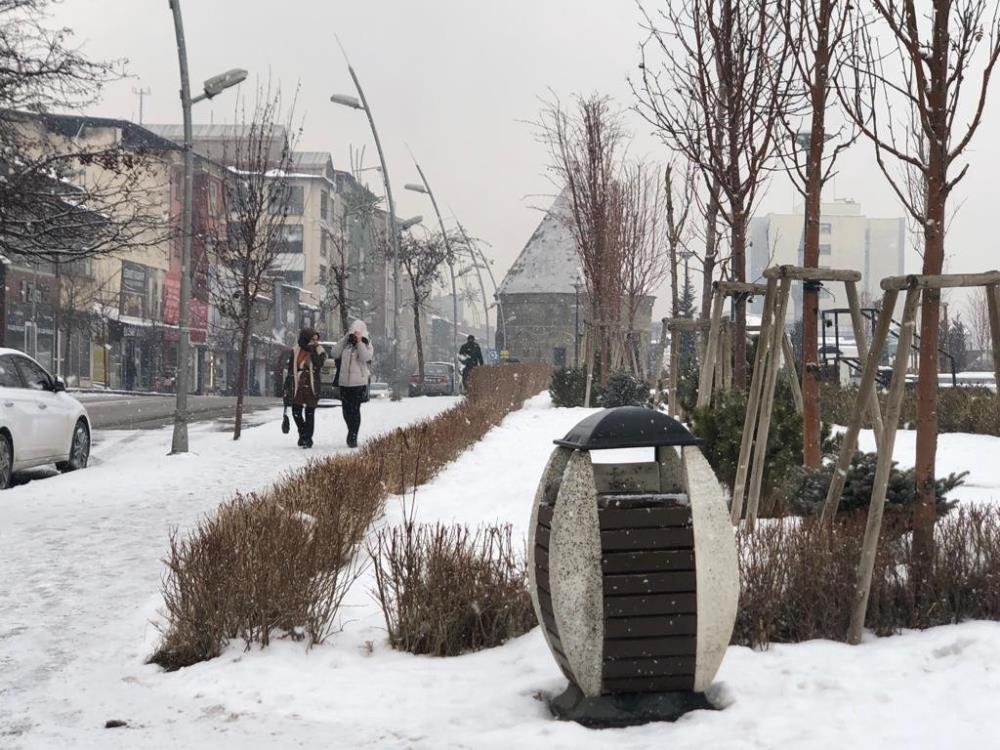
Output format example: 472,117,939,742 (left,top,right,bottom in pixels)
666,166,680,320
913,190,945,565
801,137,825,469
233,315,252,441
338,271,349,334
701,181,721,319
412,298,424,392
731,209,748,389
